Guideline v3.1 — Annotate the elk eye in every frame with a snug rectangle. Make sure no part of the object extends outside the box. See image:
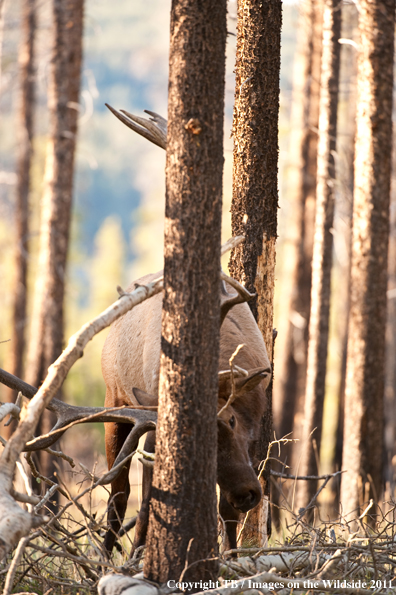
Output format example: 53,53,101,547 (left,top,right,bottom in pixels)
229,415,236,429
